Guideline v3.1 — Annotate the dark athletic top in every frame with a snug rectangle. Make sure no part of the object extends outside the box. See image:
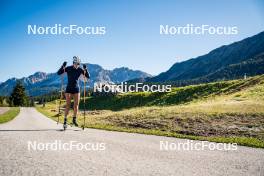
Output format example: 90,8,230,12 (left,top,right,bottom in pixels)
57,66,90,93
